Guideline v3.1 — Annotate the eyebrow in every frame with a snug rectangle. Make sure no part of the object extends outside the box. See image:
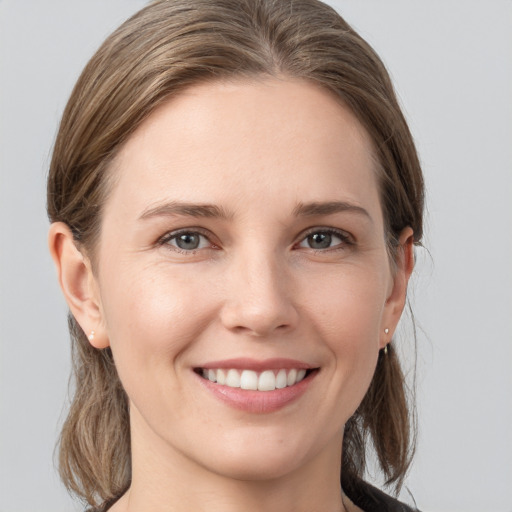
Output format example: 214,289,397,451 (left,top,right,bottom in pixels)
139,201,232,221
293,201,372,221
139,200,371,222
